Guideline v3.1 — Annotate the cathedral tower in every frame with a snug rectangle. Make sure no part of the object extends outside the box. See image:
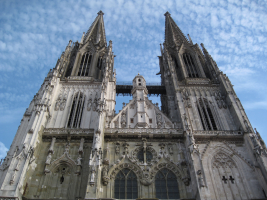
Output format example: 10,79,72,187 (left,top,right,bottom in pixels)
0,11,267,200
